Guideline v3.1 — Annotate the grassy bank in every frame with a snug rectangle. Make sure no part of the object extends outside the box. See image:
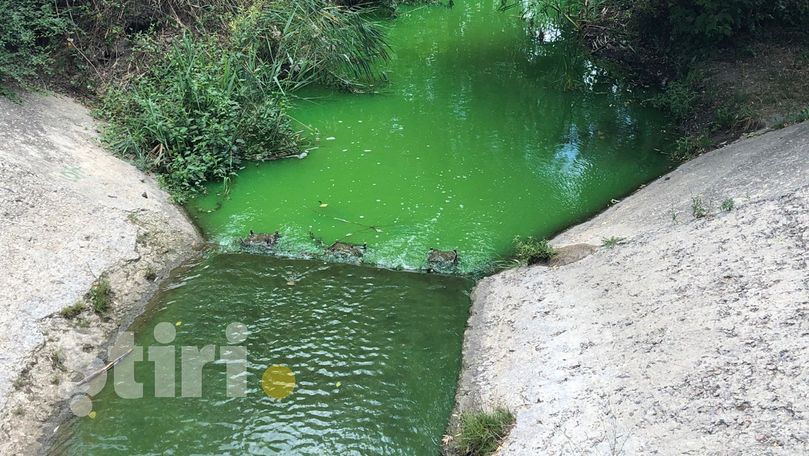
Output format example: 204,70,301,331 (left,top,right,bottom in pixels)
1,0,398,200
519,0,809,159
